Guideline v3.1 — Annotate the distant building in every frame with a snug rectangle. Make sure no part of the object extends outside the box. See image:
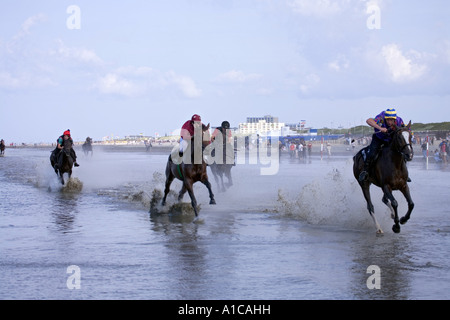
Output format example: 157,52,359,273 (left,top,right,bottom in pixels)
239,115,286,135
246,115,279,124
